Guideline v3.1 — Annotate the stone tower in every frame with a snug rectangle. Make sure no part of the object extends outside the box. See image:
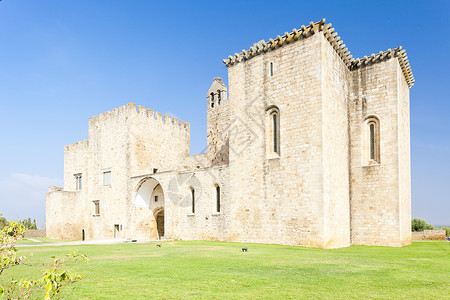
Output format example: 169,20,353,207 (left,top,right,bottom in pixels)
207,77,229,166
